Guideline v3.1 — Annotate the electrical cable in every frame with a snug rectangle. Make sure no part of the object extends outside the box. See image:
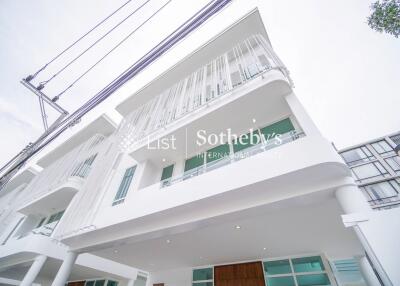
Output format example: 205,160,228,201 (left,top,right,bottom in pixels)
39,0,151,87
30,0,134,80
0,0,232,189
54,0,171,102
